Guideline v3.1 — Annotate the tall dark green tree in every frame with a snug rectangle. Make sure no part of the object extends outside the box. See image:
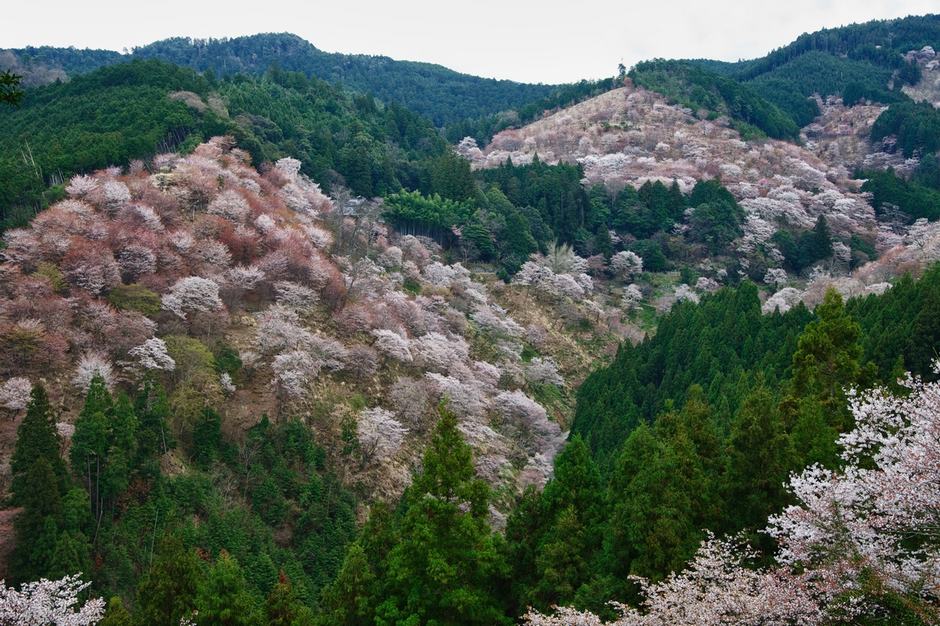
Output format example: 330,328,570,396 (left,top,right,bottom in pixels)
373,405,512,625
722,382,795,550
135,536,202,626
11,384,65,502
195,551,264,626
787,289,866,467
